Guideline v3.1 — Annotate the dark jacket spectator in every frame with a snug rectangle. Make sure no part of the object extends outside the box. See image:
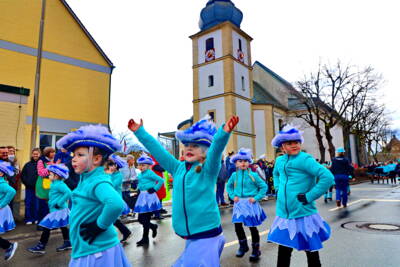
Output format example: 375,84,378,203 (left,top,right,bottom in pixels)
330,156,354,176
64,161,79,191
21,158,39,189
